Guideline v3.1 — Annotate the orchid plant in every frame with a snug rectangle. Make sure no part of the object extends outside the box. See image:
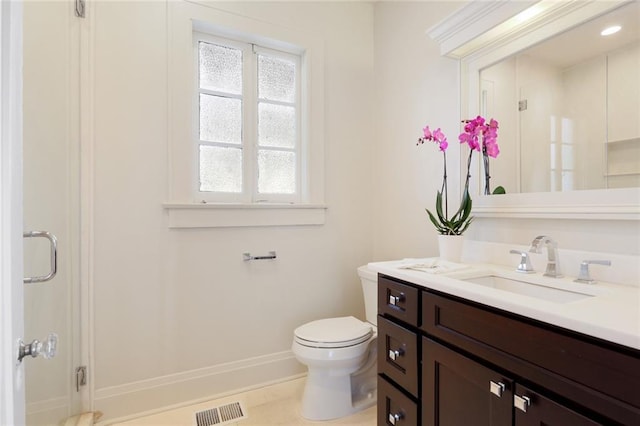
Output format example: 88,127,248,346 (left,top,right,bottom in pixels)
417,116,500,236
459,116,503,195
